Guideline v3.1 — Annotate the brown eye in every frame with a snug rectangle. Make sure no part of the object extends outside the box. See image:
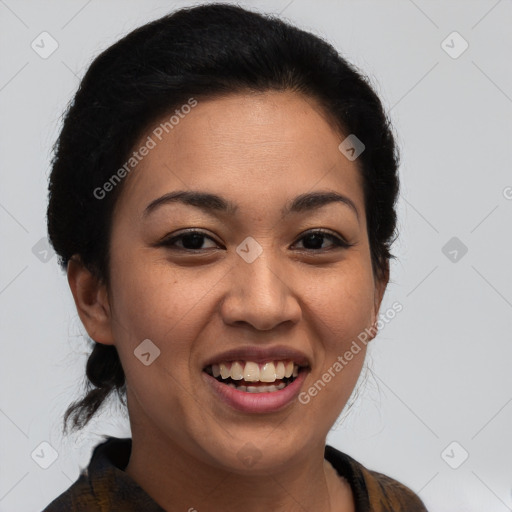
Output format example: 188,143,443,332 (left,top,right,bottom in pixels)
293,230,352,251
160,230,220,251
